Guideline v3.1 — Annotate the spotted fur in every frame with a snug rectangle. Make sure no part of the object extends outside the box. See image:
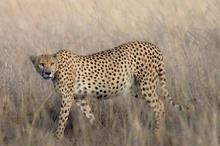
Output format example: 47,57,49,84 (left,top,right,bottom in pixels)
30,41,183,140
